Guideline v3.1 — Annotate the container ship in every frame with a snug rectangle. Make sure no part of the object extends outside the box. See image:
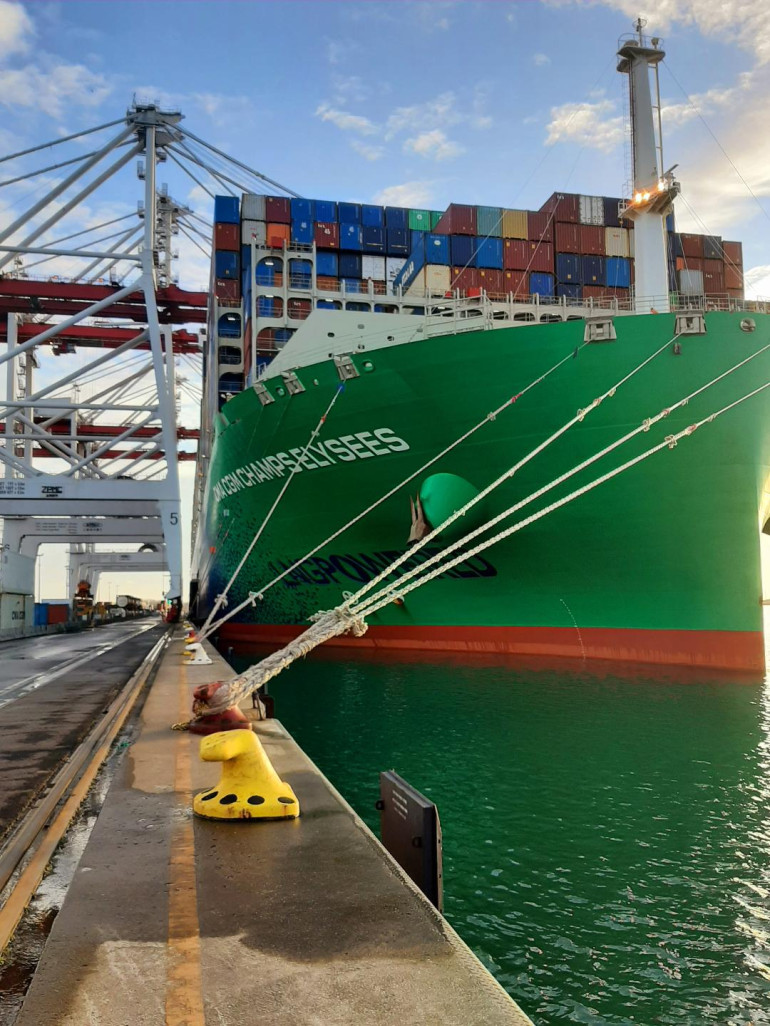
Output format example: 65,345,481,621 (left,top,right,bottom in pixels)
190,28,770,672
